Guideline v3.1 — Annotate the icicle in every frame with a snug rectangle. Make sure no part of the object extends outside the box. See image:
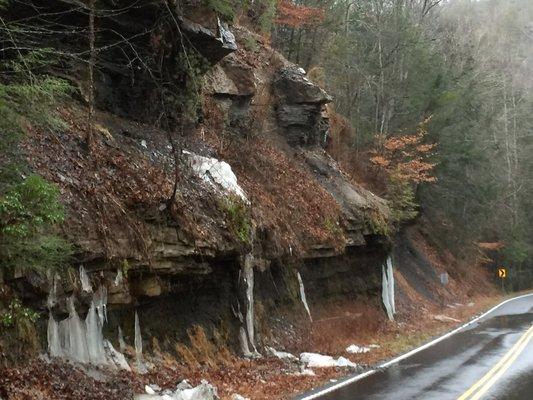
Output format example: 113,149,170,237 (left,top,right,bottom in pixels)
118,325,126,353
59,318,69,353
238,326,252,357
114,269,124,286
94,286,108,325
102,287,108,323
47,273,60,310
240,254,257,354
382,257,395,321
104,340,131,371
79,265,92,293
47,312,62,357
296,272,312,322
134,311,148,373
85,300,106,364
387,256,395,315
236,304,252,357
66,296,90,363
